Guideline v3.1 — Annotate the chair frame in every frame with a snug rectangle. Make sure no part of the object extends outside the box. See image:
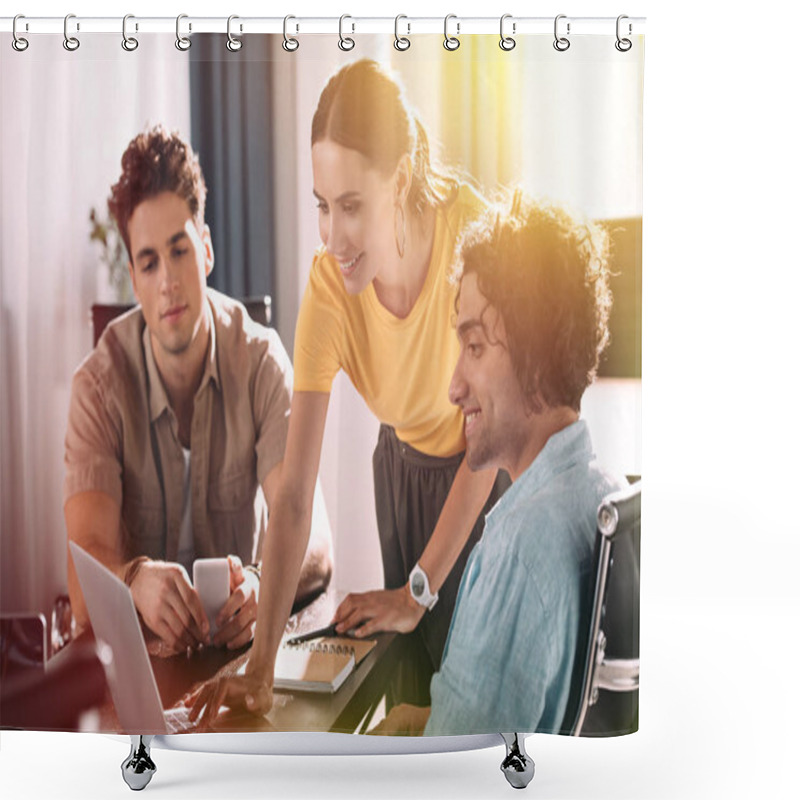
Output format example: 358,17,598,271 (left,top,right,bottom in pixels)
572,480,641,736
